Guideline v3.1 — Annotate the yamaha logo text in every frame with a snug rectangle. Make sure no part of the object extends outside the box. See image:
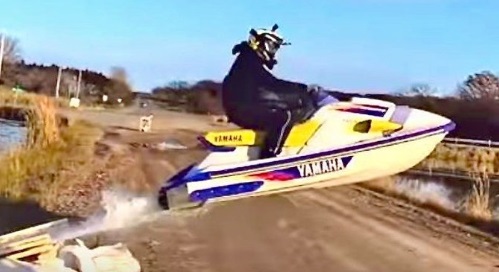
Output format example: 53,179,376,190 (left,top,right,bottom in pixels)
297,156,351,177
214,134,243,142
